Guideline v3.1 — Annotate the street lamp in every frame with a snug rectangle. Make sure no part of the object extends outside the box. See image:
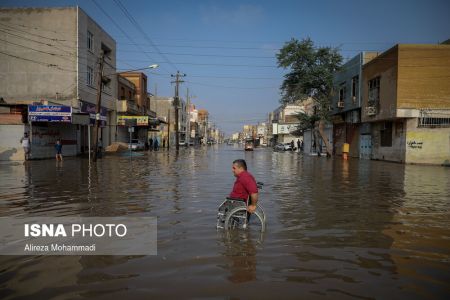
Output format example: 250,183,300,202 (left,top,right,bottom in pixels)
106,64,159,76
92,63,159,162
